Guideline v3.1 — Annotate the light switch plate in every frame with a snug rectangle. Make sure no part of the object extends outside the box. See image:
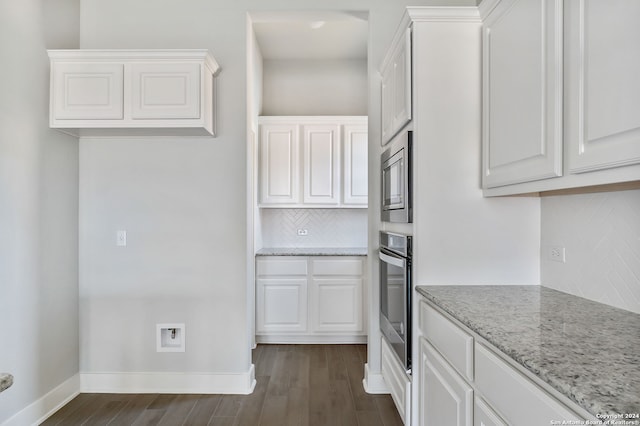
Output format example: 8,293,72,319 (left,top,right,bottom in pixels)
116,230,127,246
